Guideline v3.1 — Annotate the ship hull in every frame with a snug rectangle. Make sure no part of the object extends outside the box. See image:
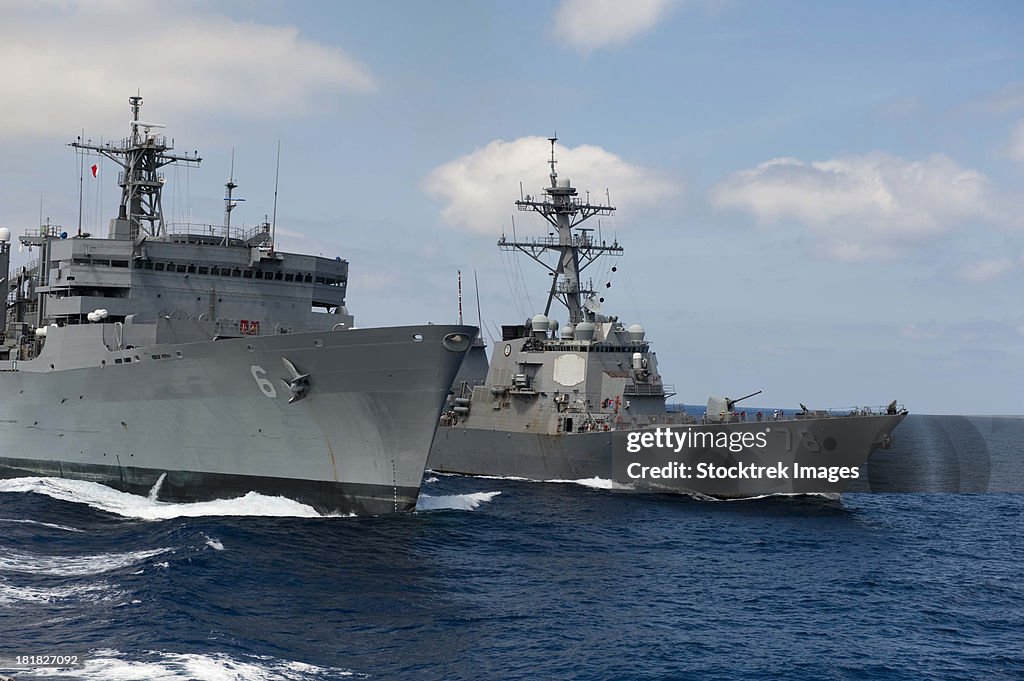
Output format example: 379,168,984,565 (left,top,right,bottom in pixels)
0,324,476,515
428,413,906,497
